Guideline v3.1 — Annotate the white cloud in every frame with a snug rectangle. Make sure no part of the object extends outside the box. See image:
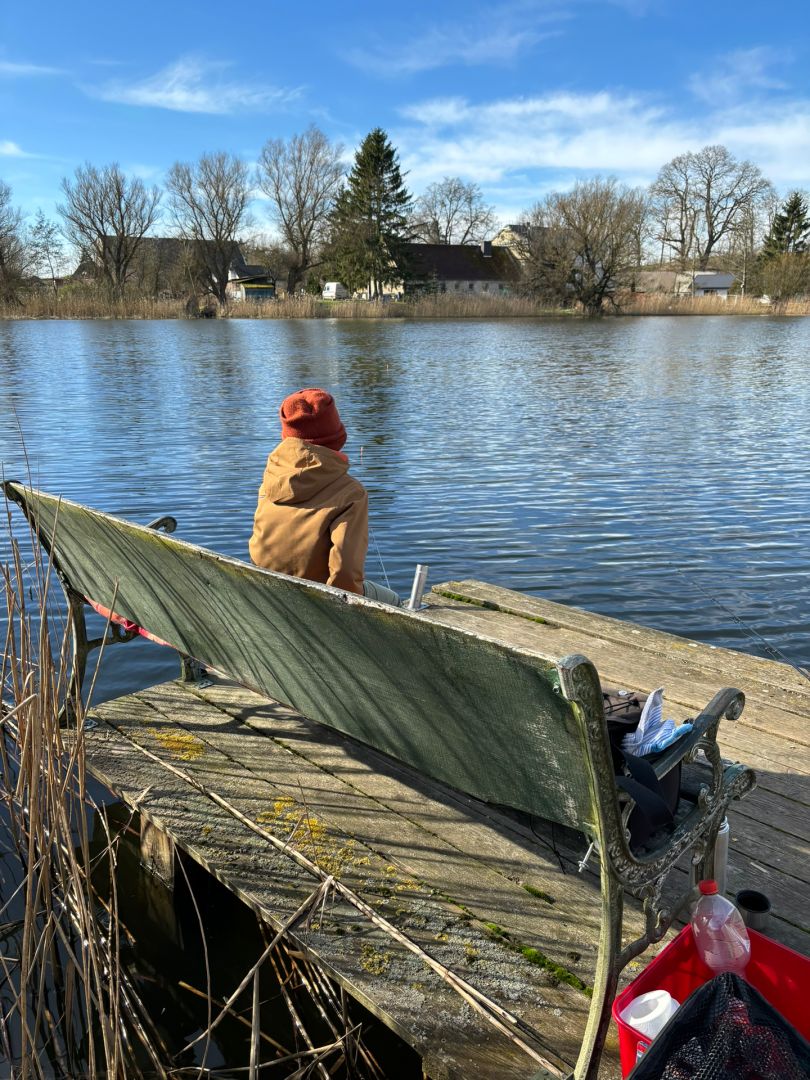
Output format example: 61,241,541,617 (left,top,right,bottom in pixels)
126,163,164,181
0,60,64,77
91,56,301,114
394,89,810,218
688,47,788,105
345,8,566,77
398,91,692,185
0,140,32,158
714,105,810,184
